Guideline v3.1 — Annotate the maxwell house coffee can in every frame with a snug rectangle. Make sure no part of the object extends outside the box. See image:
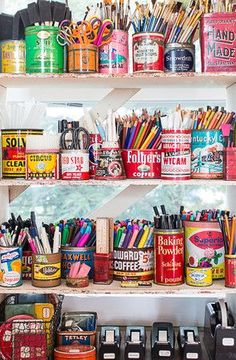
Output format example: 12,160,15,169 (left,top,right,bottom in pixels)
201,13,236,72
164,43,195,73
